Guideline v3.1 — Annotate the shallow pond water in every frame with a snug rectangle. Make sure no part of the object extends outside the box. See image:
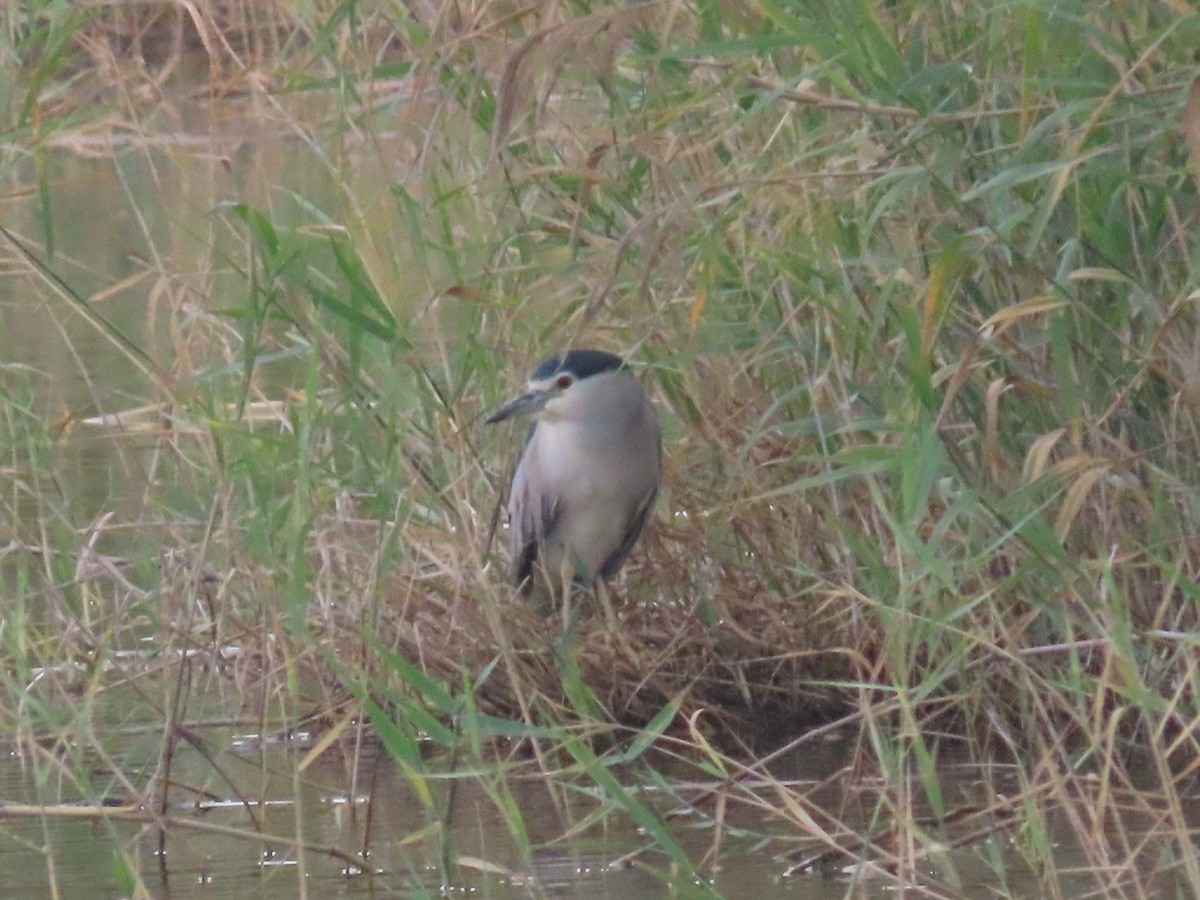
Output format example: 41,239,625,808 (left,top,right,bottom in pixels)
0,703,1047,900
